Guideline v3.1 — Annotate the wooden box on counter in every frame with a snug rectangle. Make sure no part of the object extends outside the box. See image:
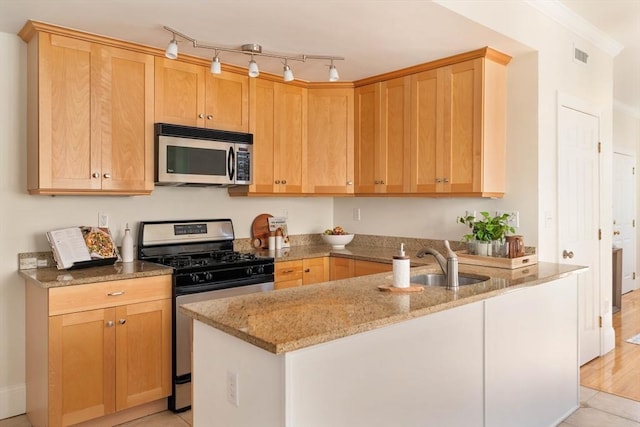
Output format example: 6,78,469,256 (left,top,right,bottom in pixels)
456,251,538,270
